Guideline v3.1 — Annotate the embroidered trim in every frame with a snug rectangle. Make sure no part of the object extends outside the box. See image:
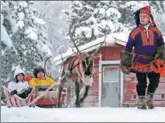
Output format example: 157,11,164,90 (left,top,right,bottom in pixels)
141,30,154,46
150,30,154,45
150,27,162,38
130,27,143,40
